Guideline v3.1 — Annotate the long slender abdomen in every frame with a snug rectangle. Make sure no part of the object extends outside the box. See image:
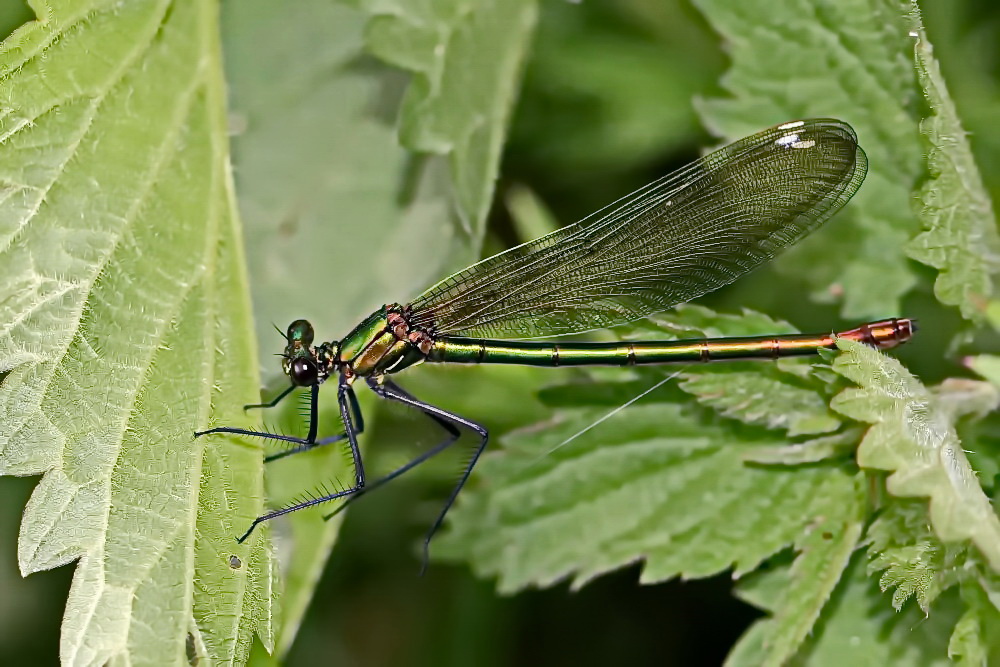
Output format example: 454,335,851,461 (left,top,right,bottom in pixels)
427,318,915,367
